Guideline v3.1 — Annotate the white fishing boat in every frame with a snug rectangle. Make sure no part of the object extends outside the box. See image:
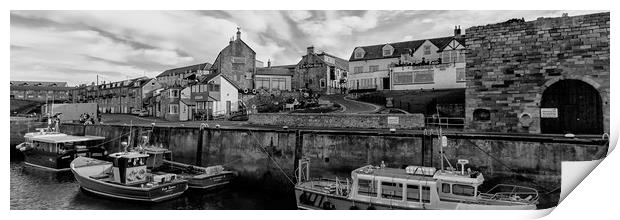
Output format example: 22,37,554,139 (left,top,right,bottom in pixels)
294,134,539,210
